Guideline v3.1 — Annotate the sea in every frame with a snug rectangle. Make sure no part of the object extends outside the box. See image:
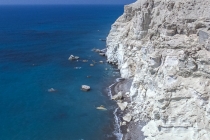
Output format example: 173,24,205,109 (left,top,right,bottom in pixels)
0,5,123,140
